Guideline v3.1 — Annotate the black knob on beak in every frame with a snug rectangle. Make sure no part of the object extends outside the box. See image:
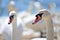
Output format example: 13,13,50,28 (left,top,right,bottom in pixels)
36,13,43,17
